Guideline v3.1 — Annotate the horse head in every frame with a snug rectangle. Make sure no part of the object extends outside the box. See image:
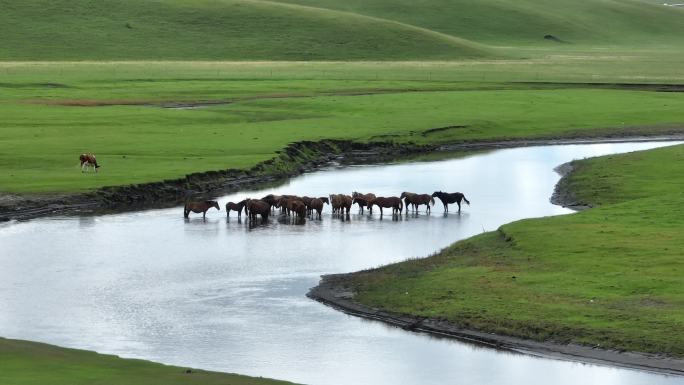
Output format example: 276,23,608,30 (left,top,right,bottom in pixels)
431,191,442,198
209,201,220,210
